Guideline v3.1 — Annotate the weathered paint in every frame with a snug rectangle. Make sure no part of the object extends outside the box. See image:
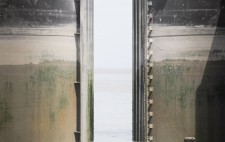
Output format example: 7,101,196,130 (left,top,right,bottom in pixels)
149,0,225,142
133,0,225,142
0,1,85,142
80,0,94,141
0,62,77,142
0,0,76,27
